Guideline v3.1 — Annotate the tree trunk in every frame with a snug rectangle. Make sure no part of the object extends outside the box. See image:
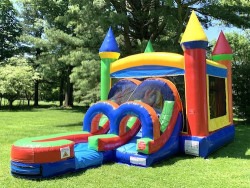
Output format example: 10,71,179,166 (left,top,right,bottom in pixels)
34,46,41,107
59,75,64,106
34,80,39,107
9,99,14,109
64,83,74,107
69,82,74,106
64,66,74,107
123,25,132,55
